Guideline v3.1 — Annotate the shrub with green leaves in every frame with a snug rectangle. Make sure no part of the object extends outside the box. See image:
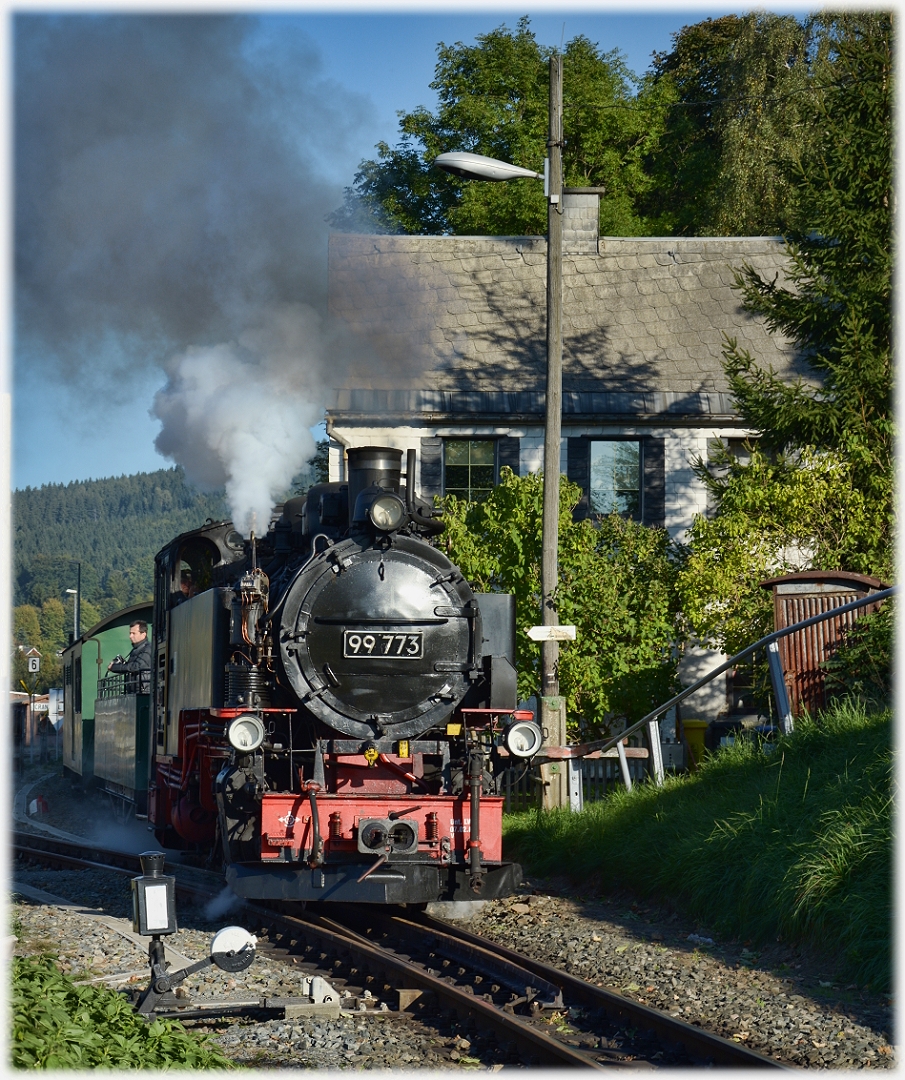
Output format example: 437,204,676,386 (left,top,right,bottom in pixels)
440,468,682,738
823,600,893,705
11,953,234,1069
675,444,889,711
